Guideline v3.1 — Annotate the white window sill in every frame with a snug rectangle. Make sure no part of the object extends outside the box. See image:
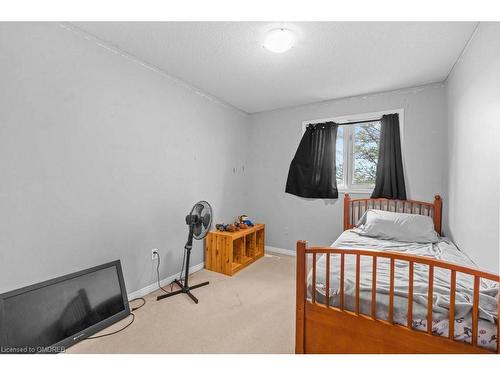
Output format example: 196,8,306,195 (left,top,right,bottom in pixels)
337,187,374,195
